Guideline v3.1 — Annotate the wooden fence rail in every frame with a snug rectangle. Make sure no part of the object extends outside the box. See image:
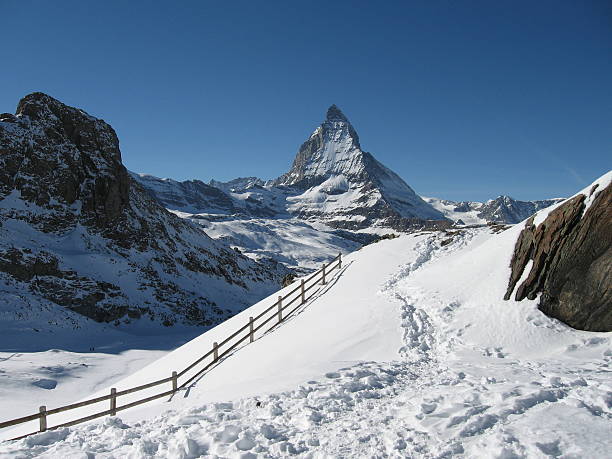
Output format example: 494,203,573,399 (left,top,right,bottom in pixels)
0,253,343,441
